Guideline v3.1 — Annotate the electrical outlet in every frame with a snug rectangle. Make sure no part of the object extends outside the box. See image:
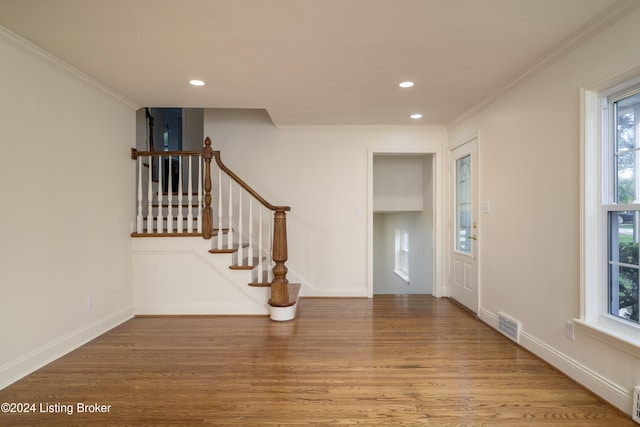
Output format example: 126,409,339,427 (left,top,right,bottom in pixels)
566,320,575,340
87,295,94,310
